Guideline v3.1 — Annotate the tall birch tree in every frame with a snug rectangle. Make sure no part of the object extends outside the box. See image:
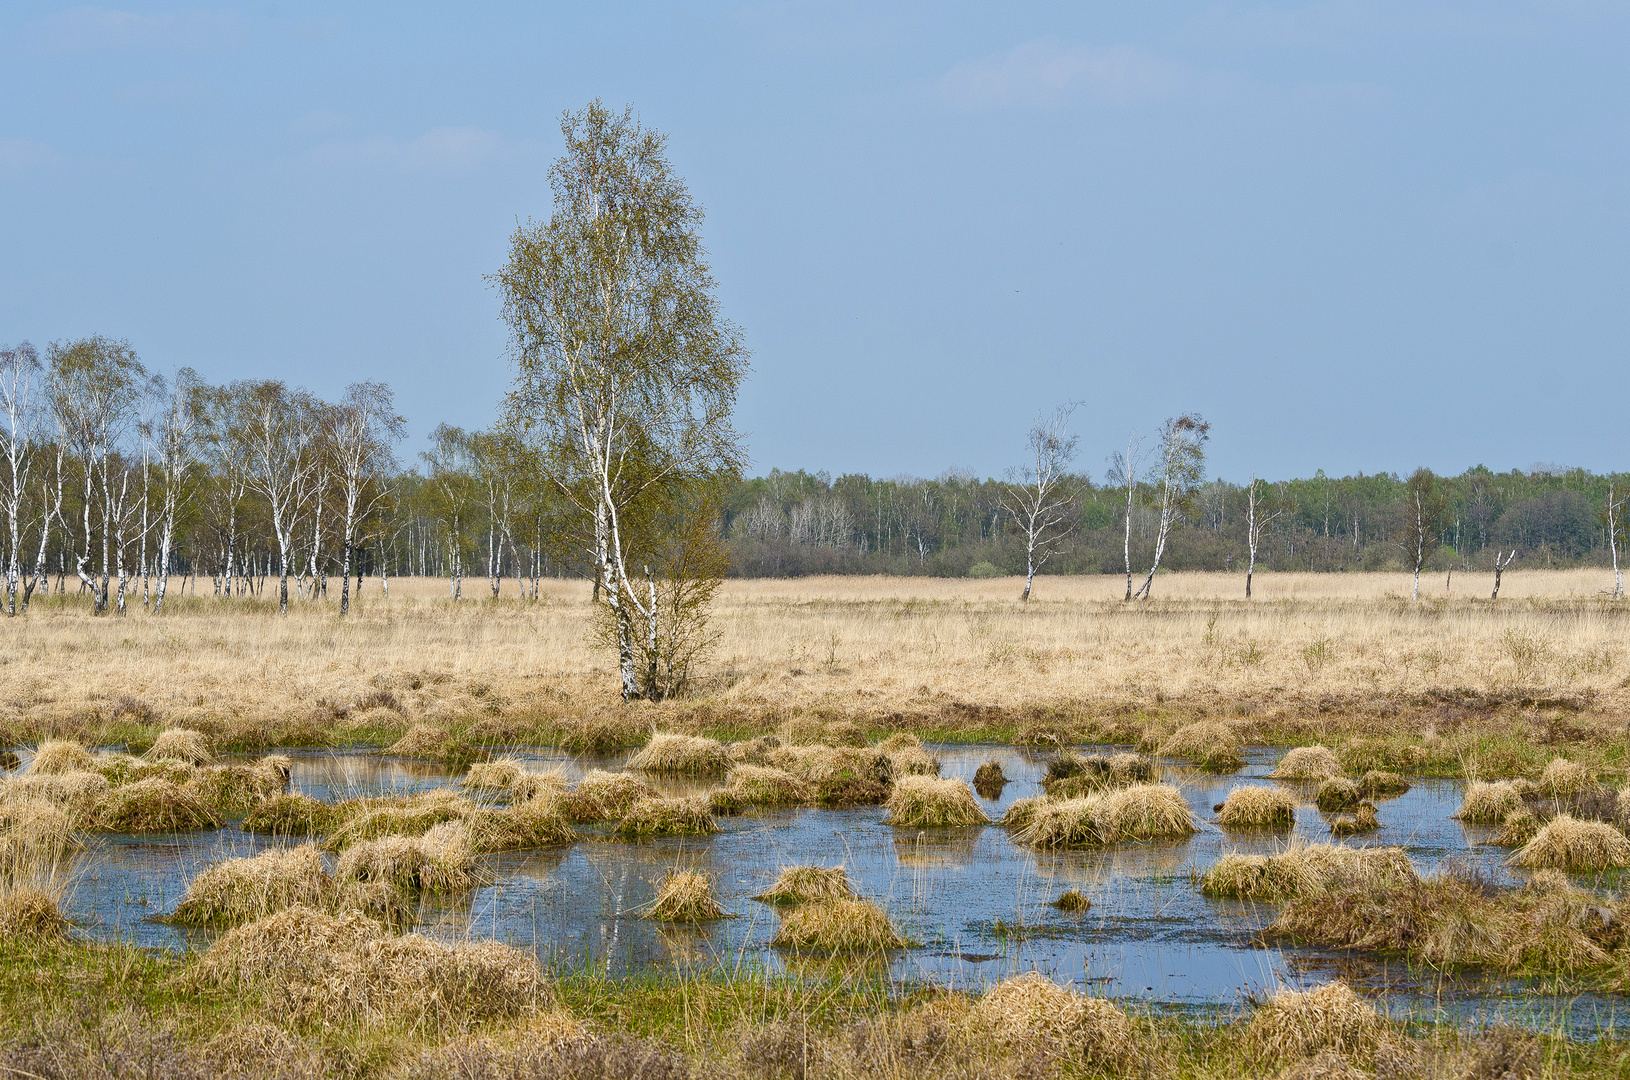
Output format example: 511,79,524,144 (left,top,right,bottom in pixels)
1399,467,1447,601
1243,473,1282,599
496,101,749,700
1000,405,1081,601
332,381,404,615
1132,413,1210,600
235,380,317,614
1105,432,1147,602
0,342,40,615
